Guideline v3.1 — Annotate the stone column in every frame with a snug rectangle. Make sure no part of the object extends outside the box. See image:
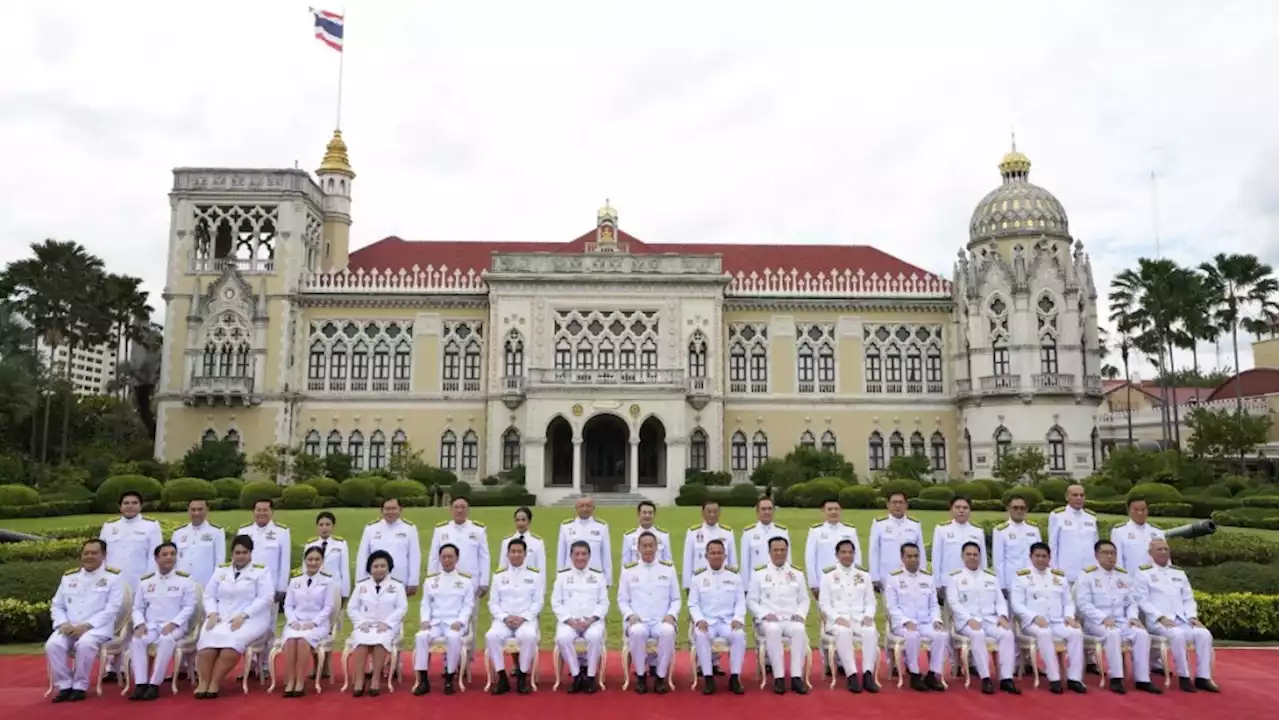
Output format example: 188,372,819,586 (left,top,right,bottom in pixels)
572,438,583,492
525,437,546,487
665,436,687,489
628,437,640,491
